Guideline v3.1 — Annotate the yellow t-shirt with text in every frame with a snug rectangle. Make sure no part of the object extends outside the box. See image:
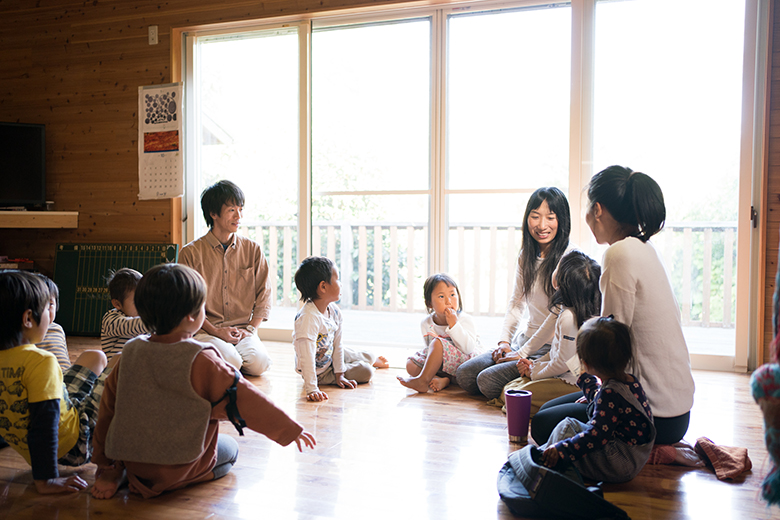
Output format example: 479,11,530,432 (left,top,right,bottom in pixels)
0,344,80,464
